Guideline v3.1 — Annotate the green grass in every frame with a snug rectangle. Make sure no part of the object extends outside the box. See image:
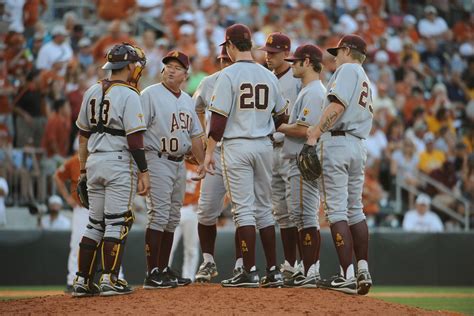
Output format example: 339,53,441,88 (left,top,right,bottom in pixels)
372,286,474,294
377,297,474,315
